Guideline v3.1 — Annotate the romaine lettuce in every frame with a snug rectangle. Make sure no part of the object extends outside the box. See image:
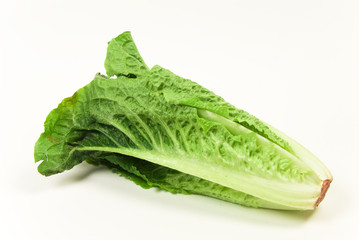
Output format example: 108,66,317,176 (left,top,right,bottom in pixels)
34,32,332,210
